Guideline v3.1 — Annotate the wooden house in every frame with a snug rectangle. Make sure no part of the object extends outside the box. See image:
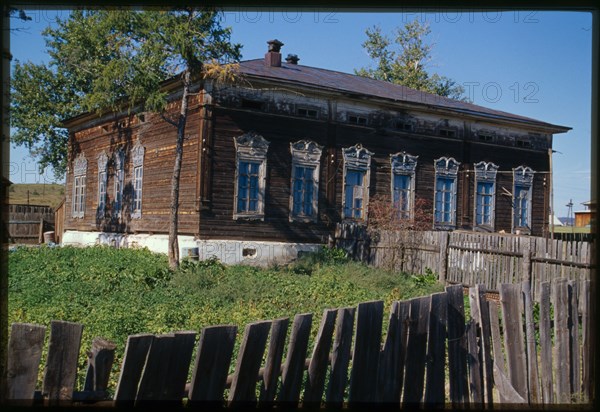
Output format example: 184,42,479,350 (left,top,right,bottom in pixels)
61,40,570,264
